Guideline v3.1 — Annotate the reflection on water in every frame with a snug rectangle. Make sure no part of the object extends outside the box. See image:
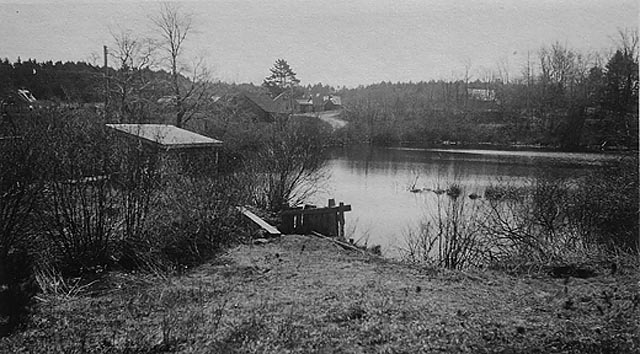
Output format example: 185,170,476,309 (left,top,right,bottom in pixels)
312,145,618,256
